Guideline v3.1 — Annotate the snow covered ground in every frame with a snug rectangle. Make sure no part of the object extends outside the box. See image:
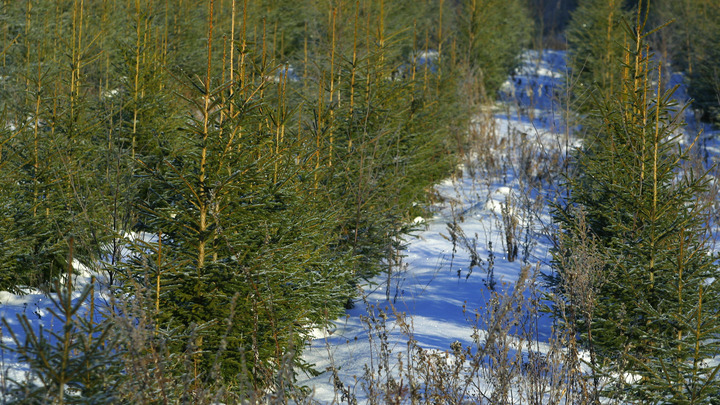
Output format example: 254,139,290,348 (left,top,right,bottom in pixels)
298,49,571,402
0,263,111,391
